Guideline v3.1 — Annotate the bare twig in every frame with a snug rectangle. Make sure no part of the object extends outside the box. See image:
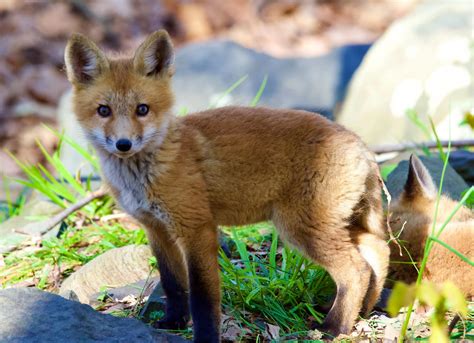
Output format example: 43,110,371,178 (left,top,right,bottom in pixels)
448,314,461,335
100,213,129,222
380,177,403,256
13,187,108,236
371,139,474,155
